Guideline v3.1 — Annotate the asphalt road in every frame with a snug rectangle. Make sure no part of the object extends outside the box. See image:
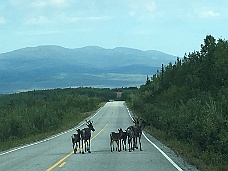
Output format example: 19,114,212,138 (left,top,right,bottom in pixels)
0,101,199,171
